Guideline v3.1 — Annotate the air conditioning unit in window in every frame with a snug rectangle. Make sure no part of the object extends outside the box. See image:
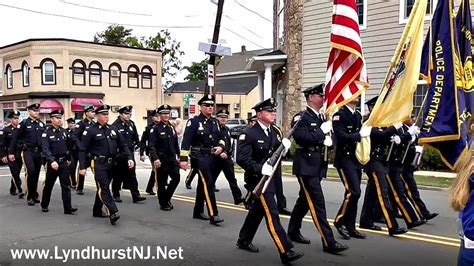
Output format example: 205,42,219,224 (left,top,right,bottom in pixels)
111,106,120,112
110,69,120,77
233,103,240,110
